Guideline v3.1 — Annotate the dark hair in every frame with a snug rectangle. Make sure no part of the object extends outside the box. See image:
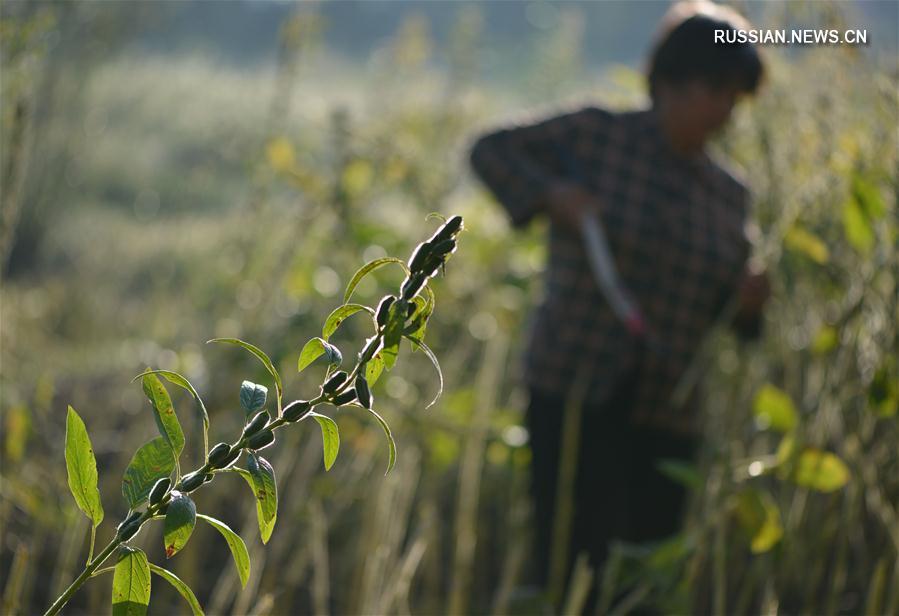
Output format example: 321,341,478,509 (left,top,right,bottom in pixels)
647,9,764,102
